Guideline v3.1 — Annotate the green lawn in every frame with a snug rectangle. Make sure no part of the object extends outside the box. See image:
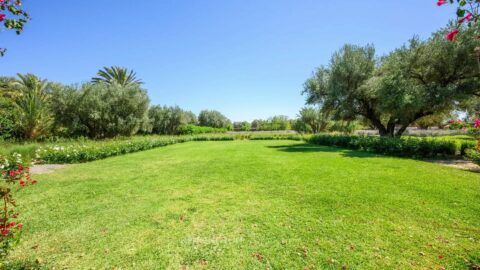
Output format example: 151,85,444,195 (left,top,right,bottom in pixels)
9,140,480,269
